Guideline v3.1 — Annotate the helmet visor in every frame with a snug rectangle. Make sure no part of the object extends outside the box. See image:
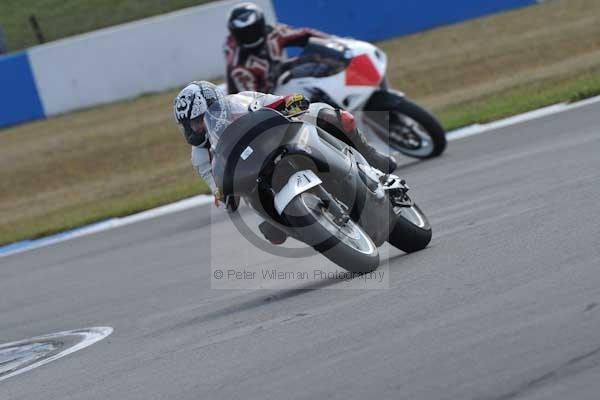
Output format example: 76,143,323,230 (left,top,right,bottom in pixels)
179,116,208,147
231,19,266,48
